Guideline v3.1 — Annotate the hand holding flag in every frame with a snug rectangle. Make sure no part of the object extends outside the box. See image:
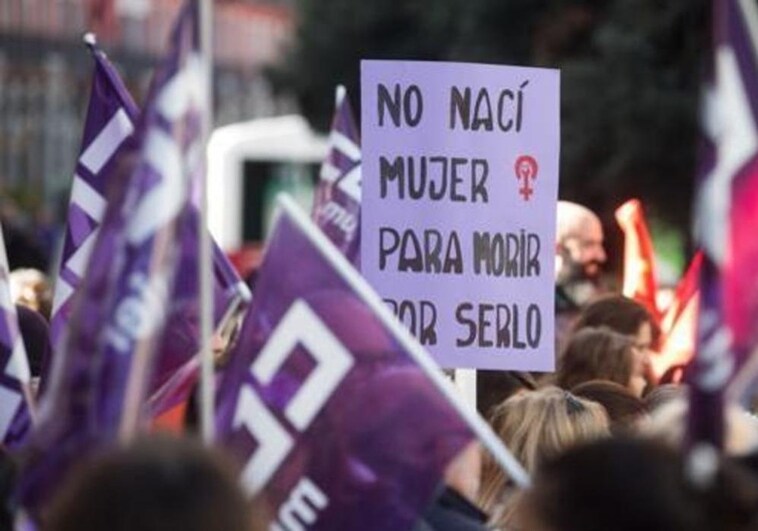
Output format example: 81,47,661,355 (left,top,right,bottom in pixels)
615,198,661,324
